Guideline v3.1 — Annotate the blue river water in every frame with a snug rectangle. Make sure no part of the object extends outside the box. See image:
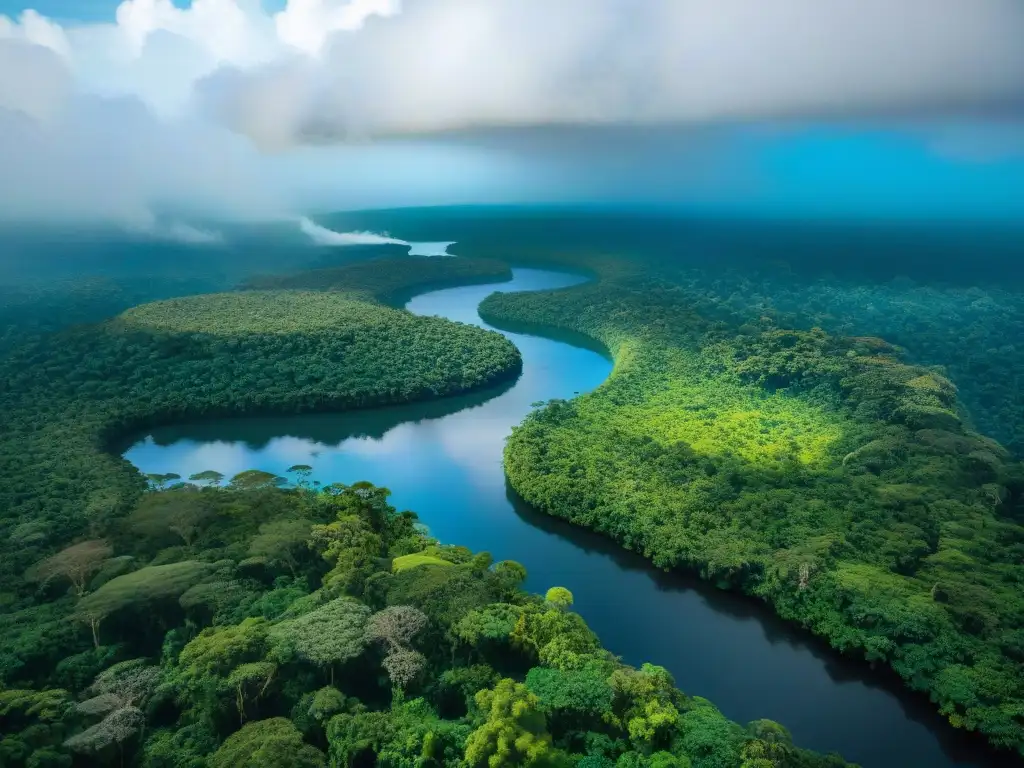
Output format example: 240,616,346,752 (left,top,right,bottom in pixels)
124,268,1002,768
